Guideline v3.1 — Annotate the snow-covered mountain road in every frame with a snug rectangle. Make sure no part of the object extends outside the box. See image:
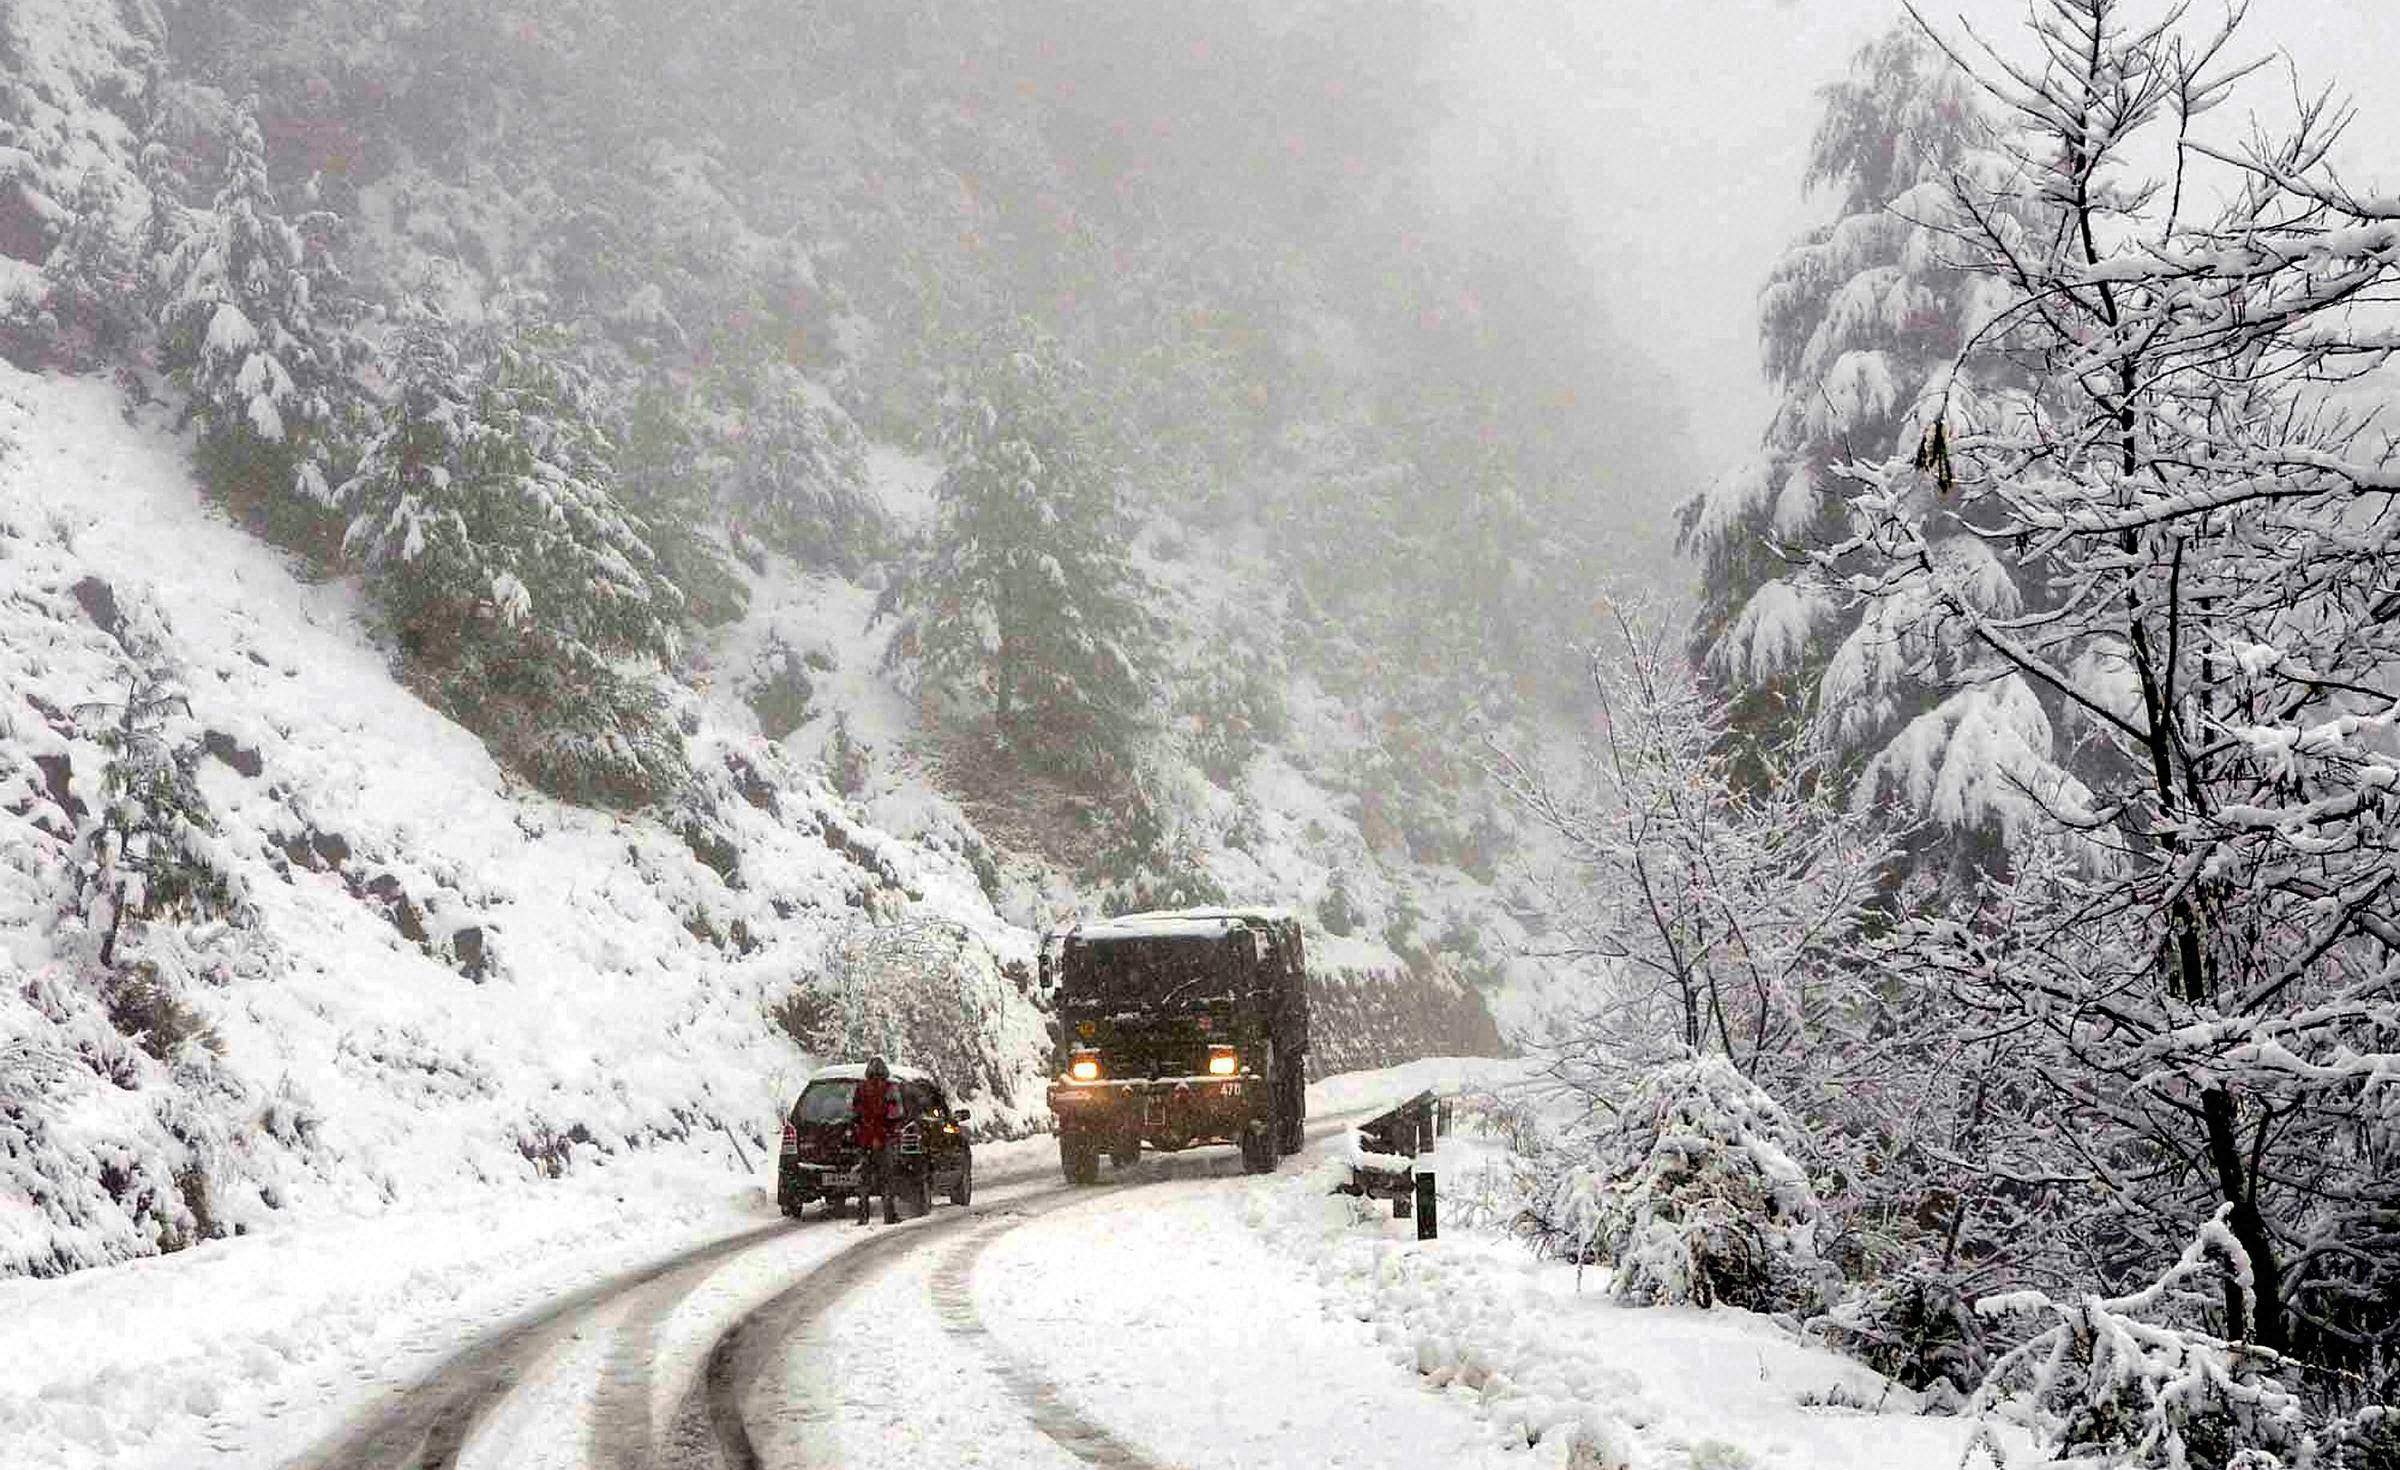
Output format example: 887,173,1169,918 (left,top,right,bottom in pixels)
286,1120,1358,1470
9,1058,2023,1470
